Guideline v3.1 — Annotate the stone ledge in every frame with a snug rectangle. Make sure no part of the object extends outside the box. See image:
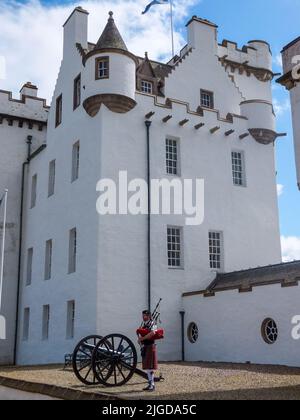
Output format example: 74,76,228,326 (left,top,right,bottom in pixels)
0,375,123,401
